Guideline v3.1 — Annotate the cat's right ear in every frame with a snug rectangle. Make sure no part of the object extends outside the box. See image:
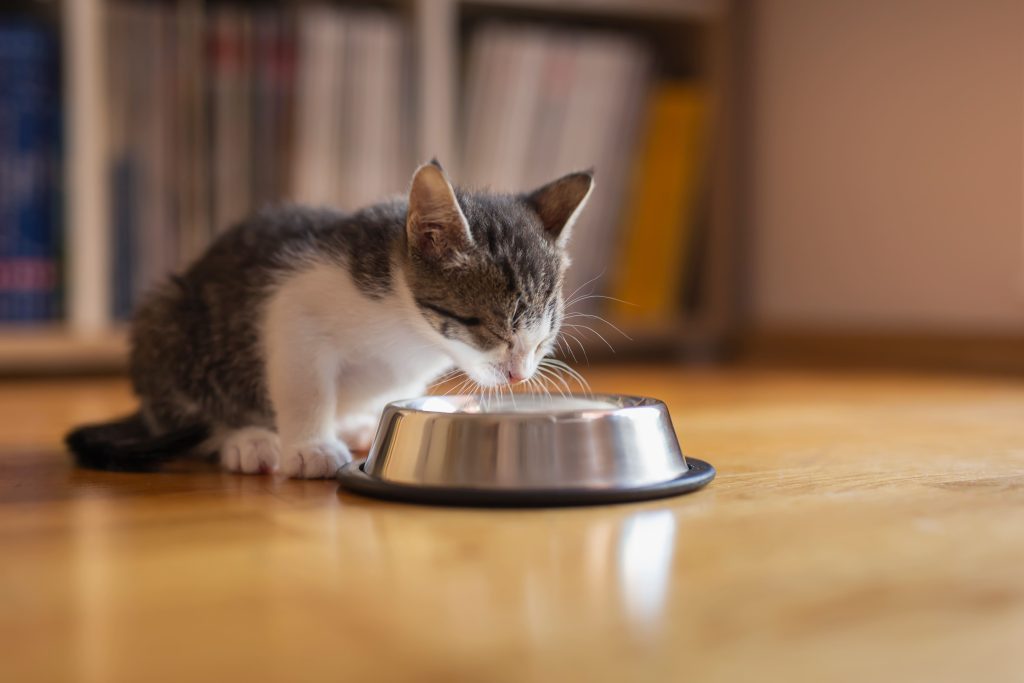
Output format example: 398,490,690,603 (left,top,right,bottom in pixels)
406,162,472,263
